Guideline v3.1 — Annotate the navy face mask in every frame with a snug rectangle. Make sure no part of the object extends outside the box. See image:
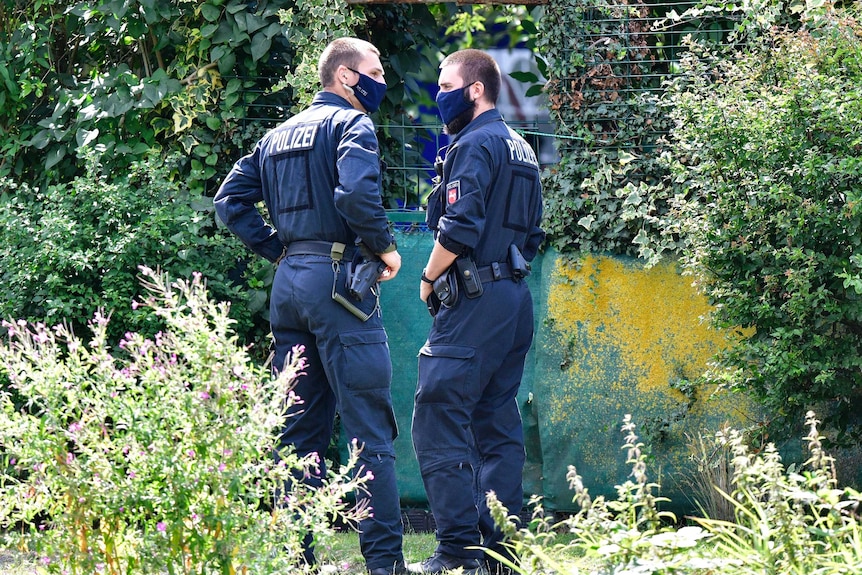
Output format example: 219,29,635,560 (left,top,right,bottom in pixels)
347,67,387,113
436,84,475,127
